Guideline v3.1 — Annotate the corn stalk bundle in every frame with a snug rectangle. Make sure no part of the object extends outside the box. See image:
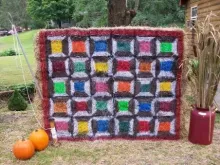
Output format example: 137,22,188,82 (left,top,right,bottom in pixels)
187,13,220,109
